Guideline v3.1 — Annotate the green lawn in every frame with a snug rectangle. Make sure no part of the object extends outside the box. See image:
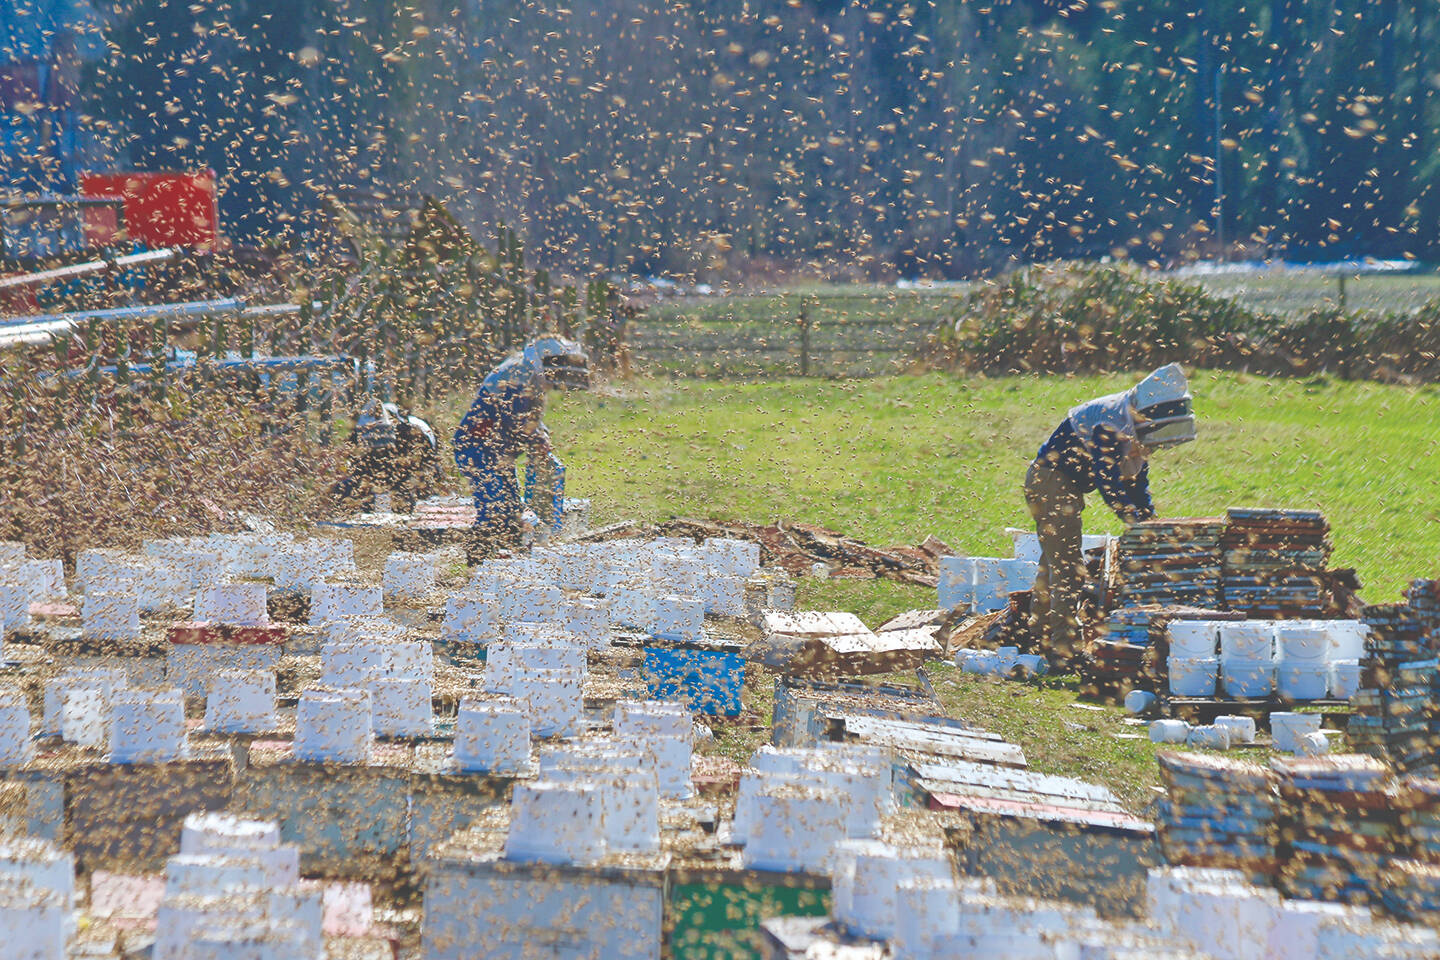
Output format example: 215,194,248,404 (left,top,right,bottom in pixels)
546,371,1439,604
441,371,1440,806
